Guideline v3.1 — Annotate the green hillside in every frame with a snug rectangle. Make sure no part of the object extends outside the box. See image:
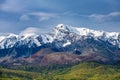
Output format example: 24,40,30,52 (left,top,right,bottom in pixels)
1,62,120,80
0,68,44,80
54,62,120,80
